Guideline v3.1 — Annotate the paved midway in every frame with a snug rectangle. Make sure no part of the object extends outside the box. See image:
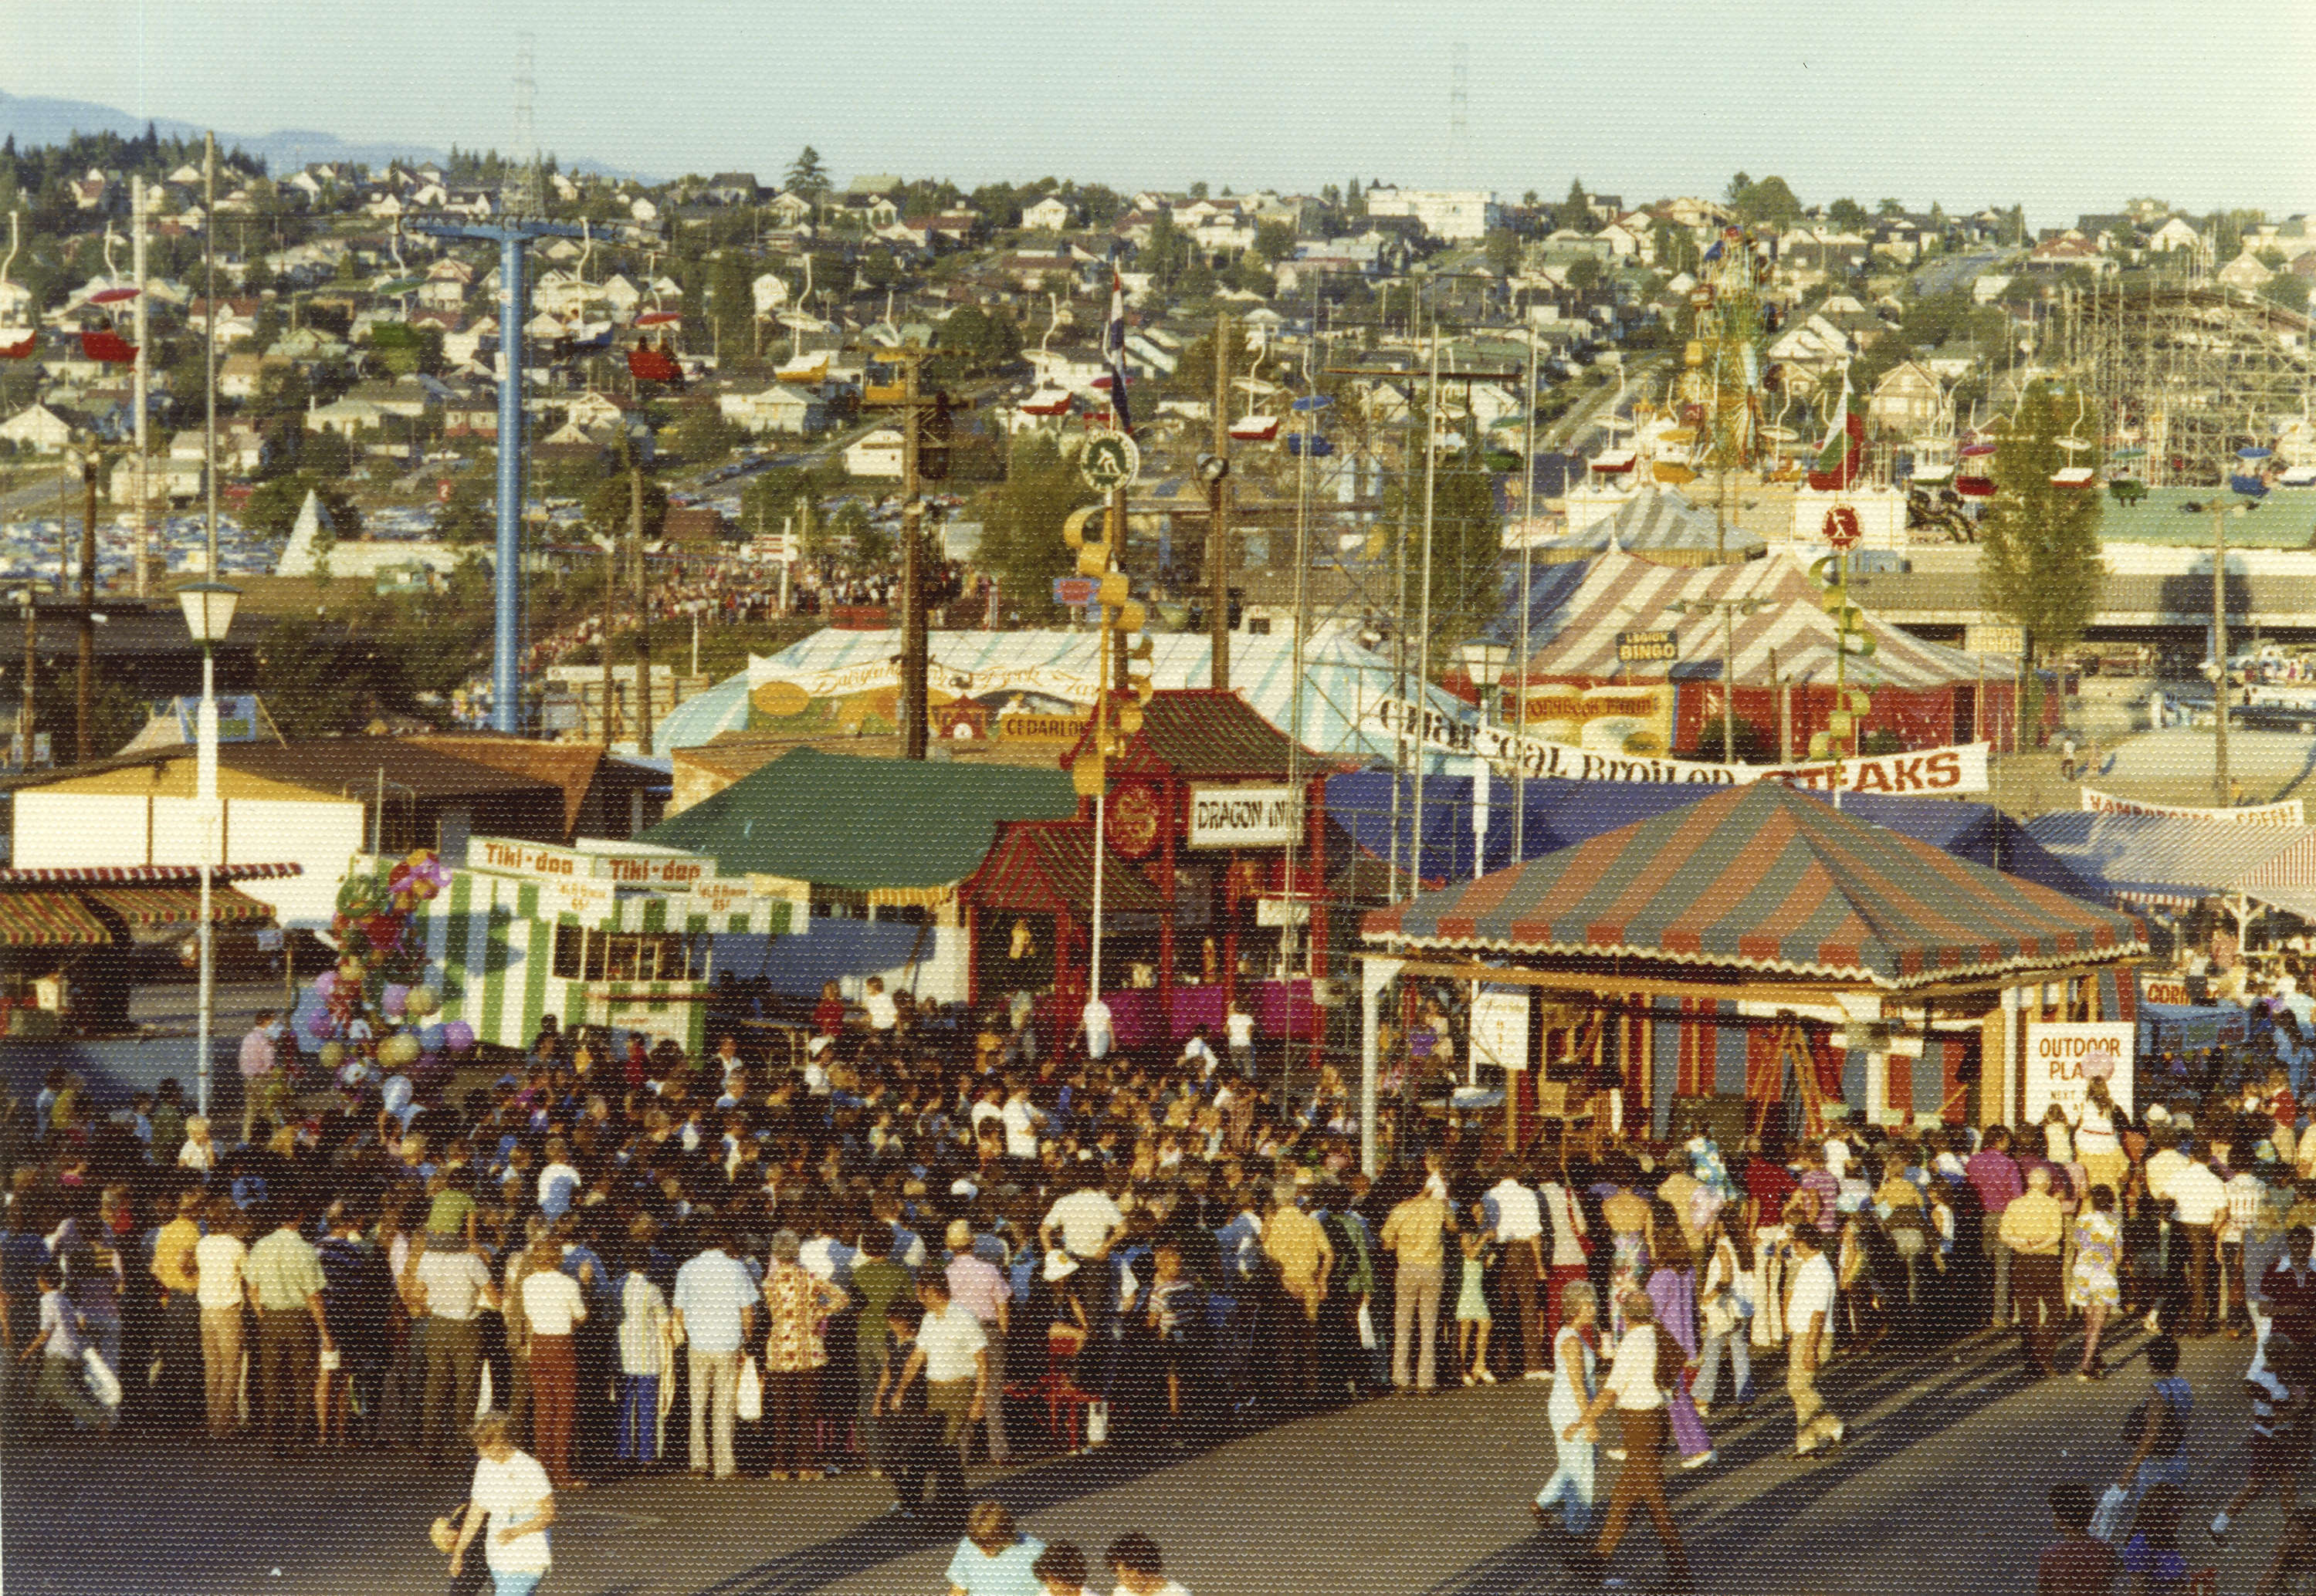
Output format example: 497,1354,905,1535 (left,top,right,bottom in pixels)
0,1323,2286,1595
